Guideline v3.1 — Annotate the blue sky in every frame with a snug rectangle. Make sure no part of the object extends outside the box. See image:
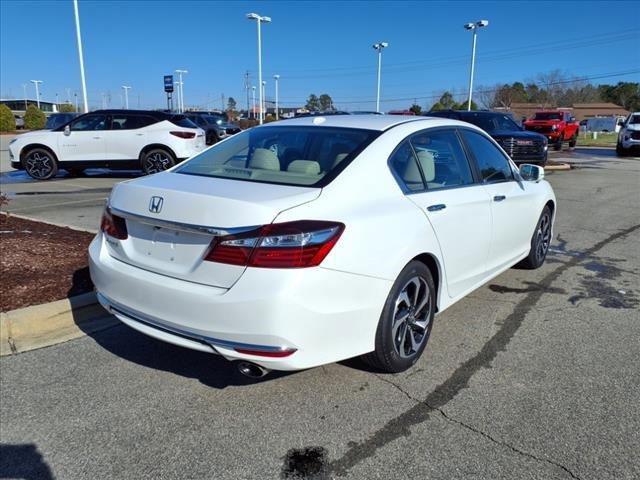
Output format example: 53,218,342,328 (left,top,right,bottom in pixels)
1,0,639,111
